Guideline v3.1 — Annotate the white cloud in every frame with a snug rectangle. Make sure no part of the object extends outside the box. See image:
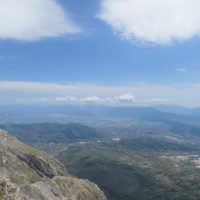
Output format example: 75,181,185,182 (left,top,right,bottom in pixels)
98,0,200,45
176,68,187,73
114,93,135,102
80,96,101,103
55,96,78,102
1,81,200,106
55,95,103,104
54,94,136,104
0,0,81,41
